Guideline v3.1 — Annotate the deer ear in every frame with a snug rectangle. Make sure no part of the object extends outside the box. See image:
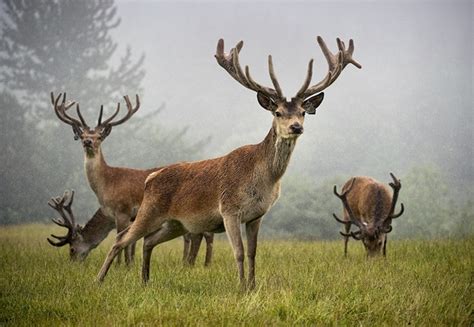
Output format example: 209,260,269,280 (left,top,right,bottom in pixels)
257,92,277,111
302,92,324,114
